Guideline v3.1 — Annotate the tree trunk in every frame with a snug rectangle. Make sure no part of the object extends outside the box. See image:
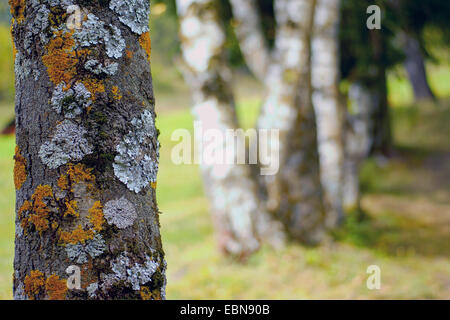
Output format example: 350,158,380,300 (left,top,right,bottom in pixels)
369,29,392,156
229,0,271,84
176,0,285,258
343,82,374,212
311,0,344,227
12,0,166,300
402,33,435,102
256,0,326,243
230,0,326,243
